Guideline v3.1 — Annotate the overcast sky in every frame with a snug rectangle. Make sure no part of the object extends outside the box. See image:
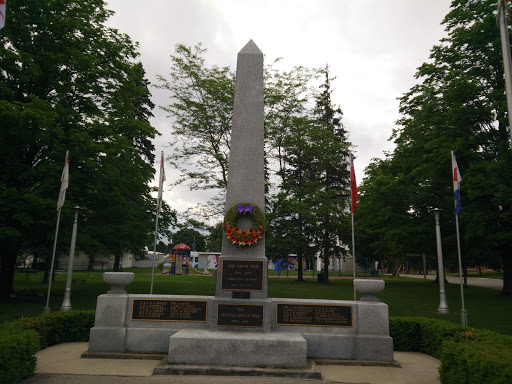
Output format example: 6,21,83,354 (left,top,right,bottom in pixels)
105,0,452,222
